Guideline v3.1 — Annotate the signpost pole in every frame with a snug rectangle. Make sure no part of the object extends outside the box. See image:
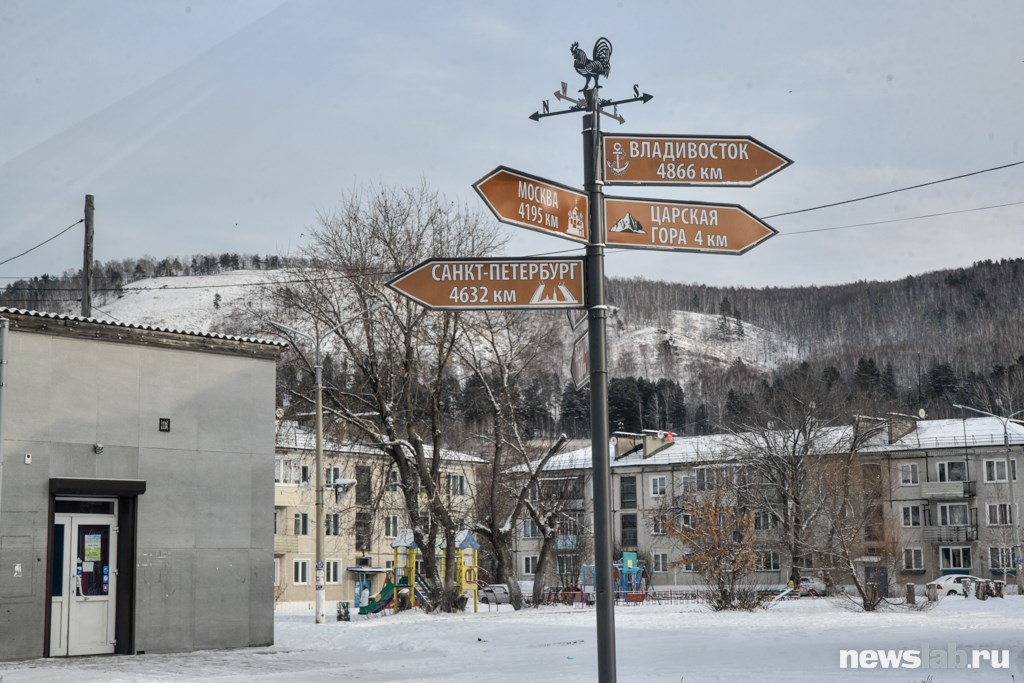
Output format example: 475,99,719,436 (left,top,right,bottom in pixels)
583,87,617,683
